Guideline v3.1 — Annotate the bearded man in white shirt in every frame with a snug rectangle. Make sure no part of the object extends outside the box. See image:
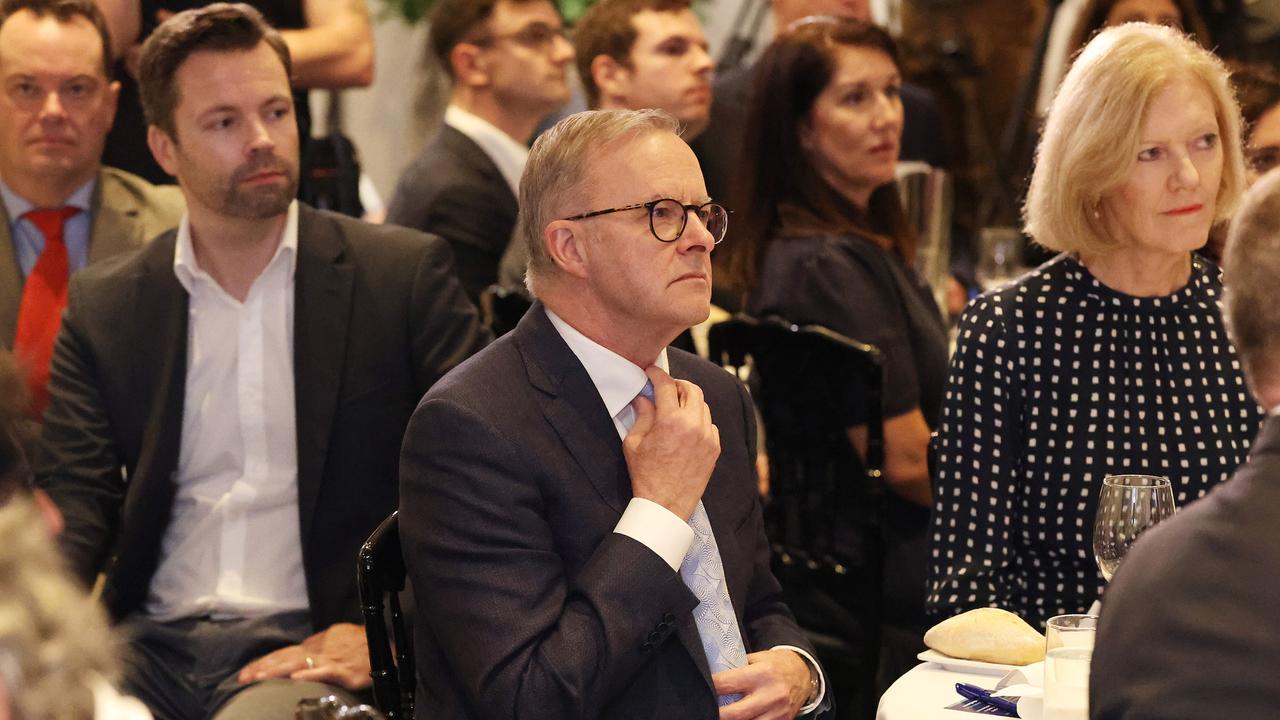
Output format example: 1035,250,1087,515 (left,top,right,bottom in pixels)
34,5,488,719
400,108,832,720
385,0,574,304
